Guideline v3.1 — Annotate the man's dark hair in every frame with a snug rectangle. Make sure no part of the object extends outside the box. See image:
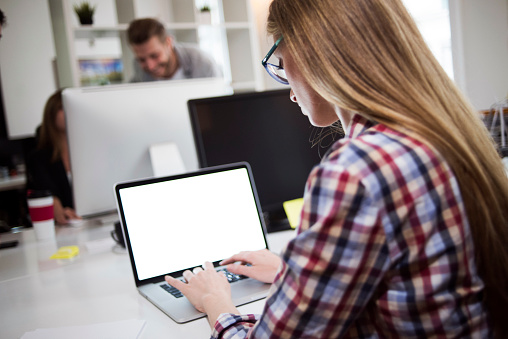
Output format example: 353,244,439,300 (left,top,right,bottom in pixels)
0,9,6,27
127,18,166,45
